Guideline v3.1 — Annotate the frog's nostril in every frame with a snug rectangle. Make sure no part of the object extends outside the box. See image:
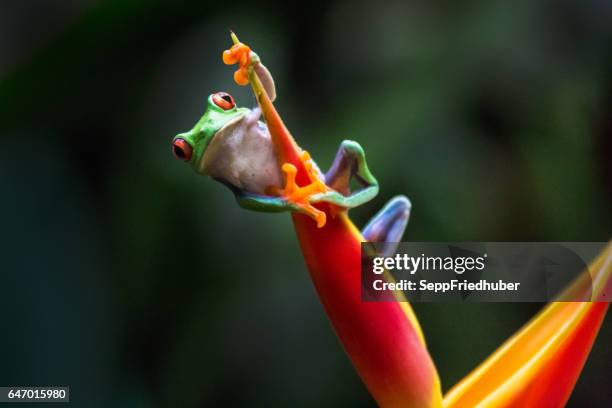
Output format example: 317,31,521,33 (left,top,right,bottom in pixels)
172,138,192,162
